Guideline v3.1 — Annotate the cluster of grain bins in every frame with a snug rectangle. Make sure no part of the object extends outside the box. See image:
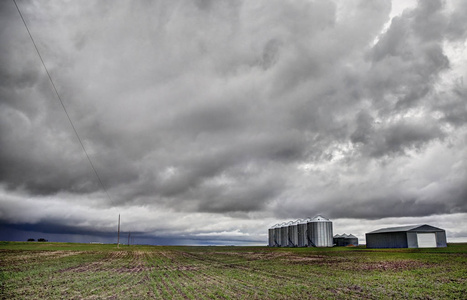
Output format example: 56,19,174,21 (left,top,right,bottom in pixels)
333,234,358,247
268,217,448,249
268,215,333,247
